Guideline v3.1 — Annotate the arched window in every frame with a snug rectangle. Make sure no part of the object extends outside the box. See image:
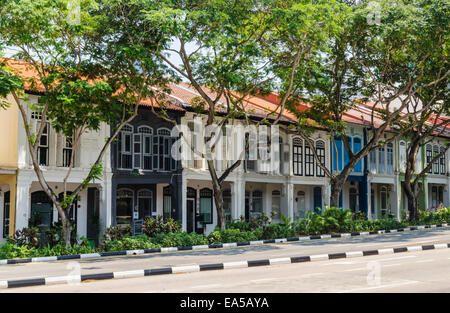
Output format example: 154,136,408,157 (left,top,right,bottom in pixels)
137,127,153,170
118,124,133,169
440,146,446,175
426,144,433,173
387,143,394,174
155,128,173,171
292,138,303,176
433,145,440,174
199,188,213,224
137,189,153,218
271,190,281,224
399,141,407,172
305,141,314,176
353,137,362,173
378,143,385,173
316,140,325,177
